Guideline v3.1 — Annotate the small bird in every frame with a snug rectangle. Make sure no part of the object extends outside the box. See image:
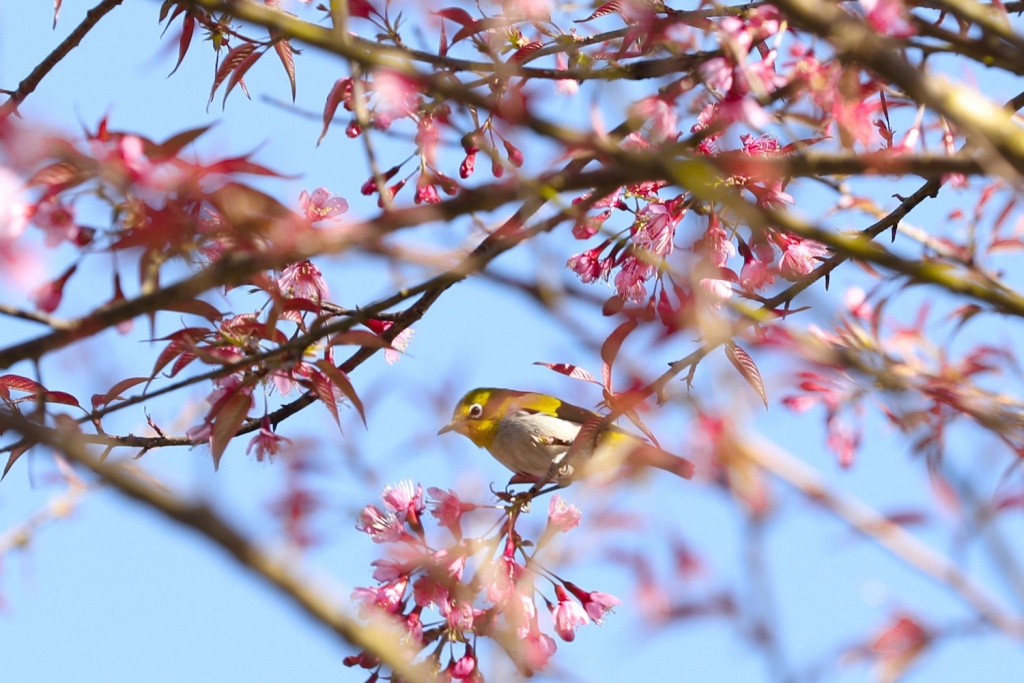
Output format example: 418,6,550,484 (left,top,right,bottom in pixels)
438,388,695,485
